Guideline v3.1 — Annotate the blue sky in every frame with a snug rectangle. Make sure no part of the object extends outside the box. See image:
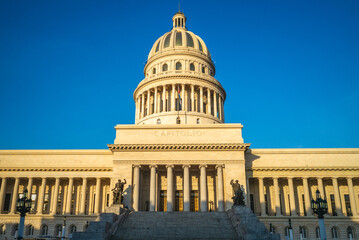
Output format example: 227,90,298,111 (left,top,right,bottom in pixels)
0,0,358,149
